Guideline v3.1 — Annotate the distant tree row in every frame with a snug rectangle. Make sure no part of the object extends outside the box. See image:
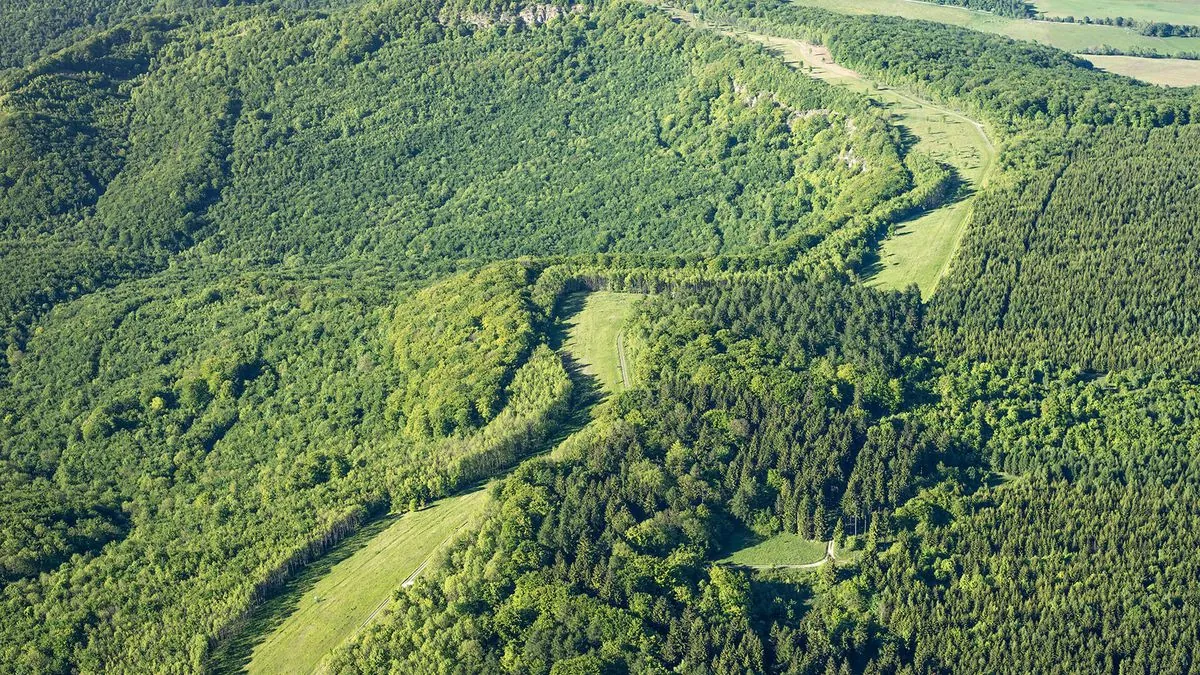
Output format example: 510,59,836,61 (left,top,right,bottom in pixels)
1040,12,1200,38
